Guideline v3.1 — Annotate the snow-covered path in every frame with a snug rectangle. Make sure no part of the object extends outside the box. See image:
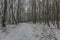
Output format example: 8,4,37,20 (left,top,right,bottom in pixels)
0,23,60,40
0,23,42,40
